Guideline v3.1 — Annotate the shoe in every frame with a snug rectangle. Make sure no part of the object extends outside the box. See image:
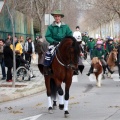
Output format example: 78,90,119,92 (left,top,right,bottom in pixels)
7,80,12,82
1,77,6,80
73,70,79,75
110,71,114,74
86,73,90,76
31,75,36,78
